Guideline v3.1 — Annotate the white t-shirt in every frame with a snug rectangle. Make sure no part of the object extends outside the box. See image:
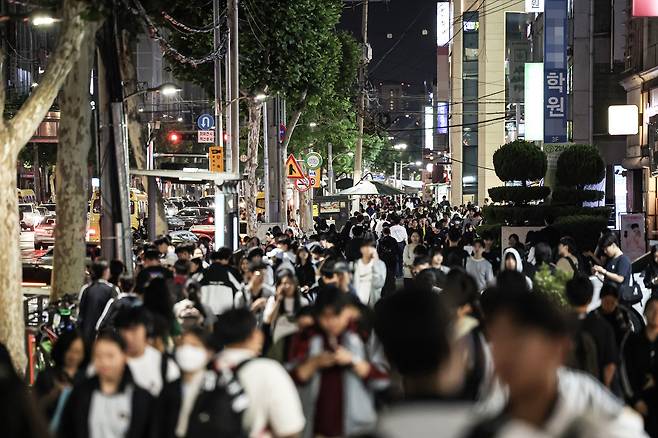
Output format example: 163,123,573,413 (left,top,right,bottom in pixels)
127,344,180,396
390,225,408,243
354,259,375,305
216,348,305,438
377,403,473,438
